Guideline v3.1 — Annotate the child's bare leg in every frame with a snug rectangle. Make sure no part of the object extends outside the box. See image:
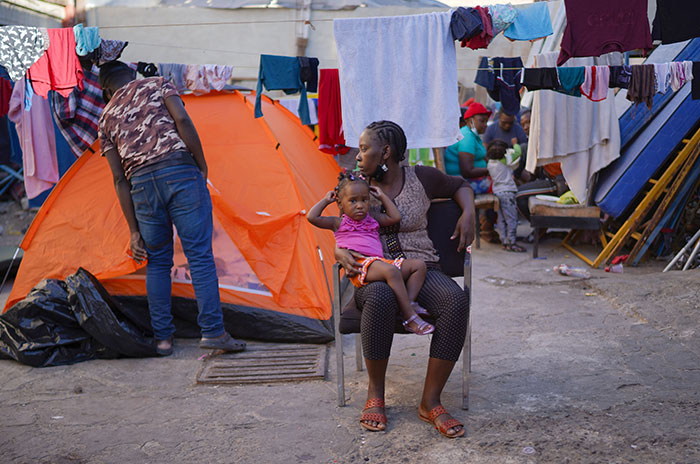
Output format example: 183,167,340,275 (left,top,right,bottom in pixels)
364,261,433,335
401,259,426,302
